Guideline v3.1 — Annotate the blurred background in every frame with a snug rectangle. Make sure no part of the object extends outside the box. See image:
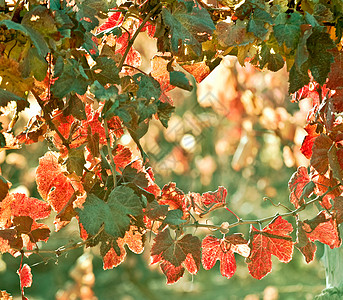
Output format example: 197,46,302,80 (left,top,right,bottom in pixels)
0,44,327,299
